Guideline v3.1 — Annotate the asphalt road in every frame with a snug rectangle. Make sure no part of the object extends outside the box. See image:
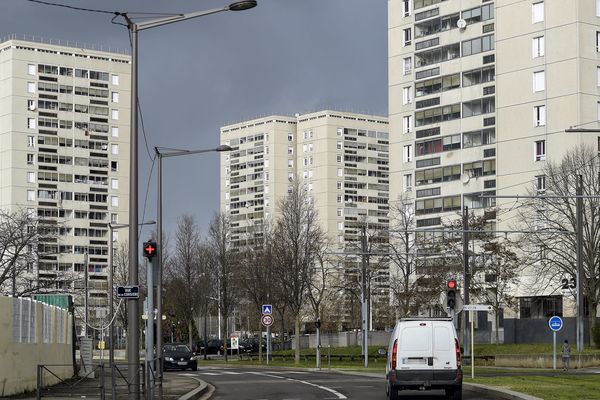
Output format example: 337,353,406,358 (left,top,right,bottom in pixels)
174,366,498,400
